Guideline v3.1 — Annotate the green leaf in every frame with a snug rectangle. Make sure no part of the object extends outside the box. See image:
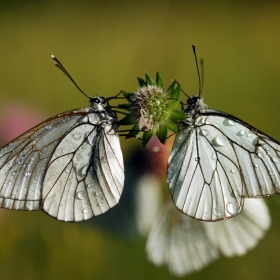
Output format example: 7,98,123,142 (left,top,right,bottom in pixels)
164,118,177,132
156,125,168,144
169,109,186,121
145,73,154,85
126,123,140,138
117,103,132,110
142,130,153,147
156,72,164,88
168,83,181,99
166,81,176,96
119,114,135,125
168,99,180,108
137,77,147,87
122,91,135,102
